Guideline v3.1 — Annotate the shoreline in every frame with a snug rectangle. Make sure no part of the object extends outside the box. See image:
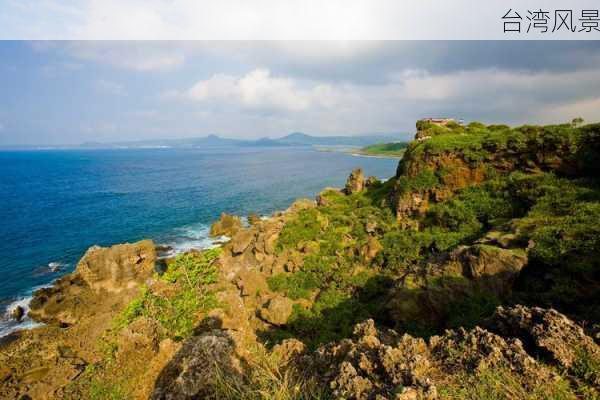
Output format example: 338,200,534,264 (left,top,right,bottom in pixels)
313,146,404,160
